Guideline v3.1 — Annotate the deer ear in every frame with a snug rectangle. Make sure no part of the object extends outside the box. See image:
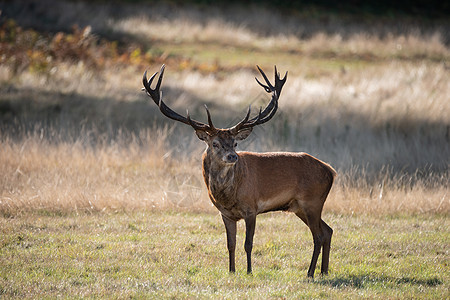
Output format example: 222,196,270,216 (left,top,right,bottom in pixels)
195,130,210,141
235,128,253,141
